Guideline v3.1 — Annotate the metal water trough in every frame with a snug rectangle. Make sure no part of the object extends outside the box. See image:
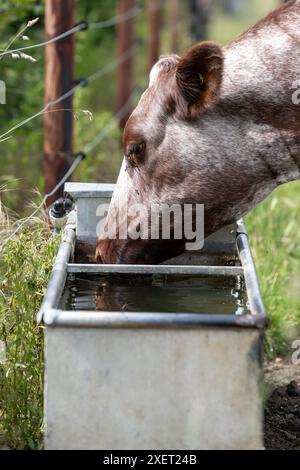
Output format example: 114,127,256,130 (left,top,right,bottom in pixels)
39,182,268,450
